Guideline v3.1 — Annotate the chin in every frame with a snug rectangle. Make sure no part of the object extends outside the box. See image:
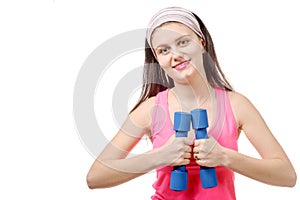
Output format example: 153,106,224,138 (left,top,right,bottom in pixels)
173,75,195,85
